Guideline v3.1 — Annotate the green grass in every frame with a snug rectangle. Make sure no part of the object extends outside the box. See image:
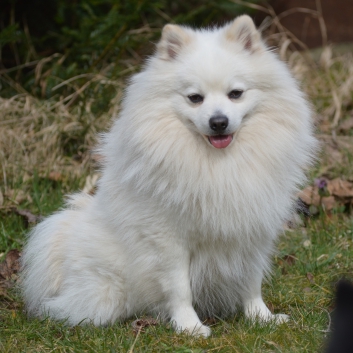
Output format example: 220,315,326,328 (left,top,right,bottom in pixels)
1,176,352,352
